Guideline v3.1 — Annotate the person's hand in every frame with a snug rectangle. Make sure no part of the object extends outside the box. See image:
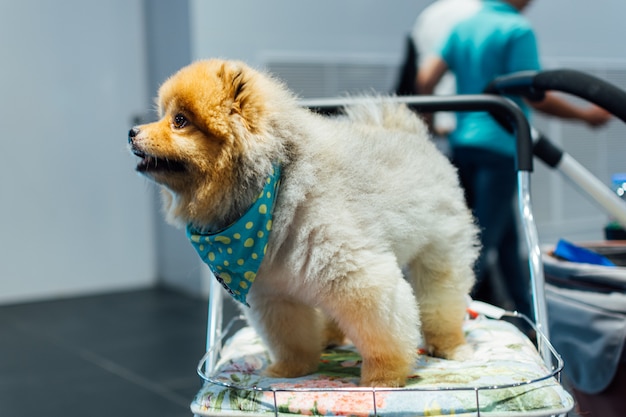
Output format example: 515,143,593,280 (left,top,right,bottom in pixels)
583,105,612,127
